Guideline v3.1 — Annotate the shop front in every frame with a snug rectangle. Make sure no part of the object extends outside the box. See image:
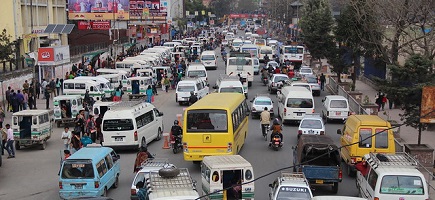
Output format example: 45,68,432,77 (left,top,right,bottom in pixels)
37,46,71,82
